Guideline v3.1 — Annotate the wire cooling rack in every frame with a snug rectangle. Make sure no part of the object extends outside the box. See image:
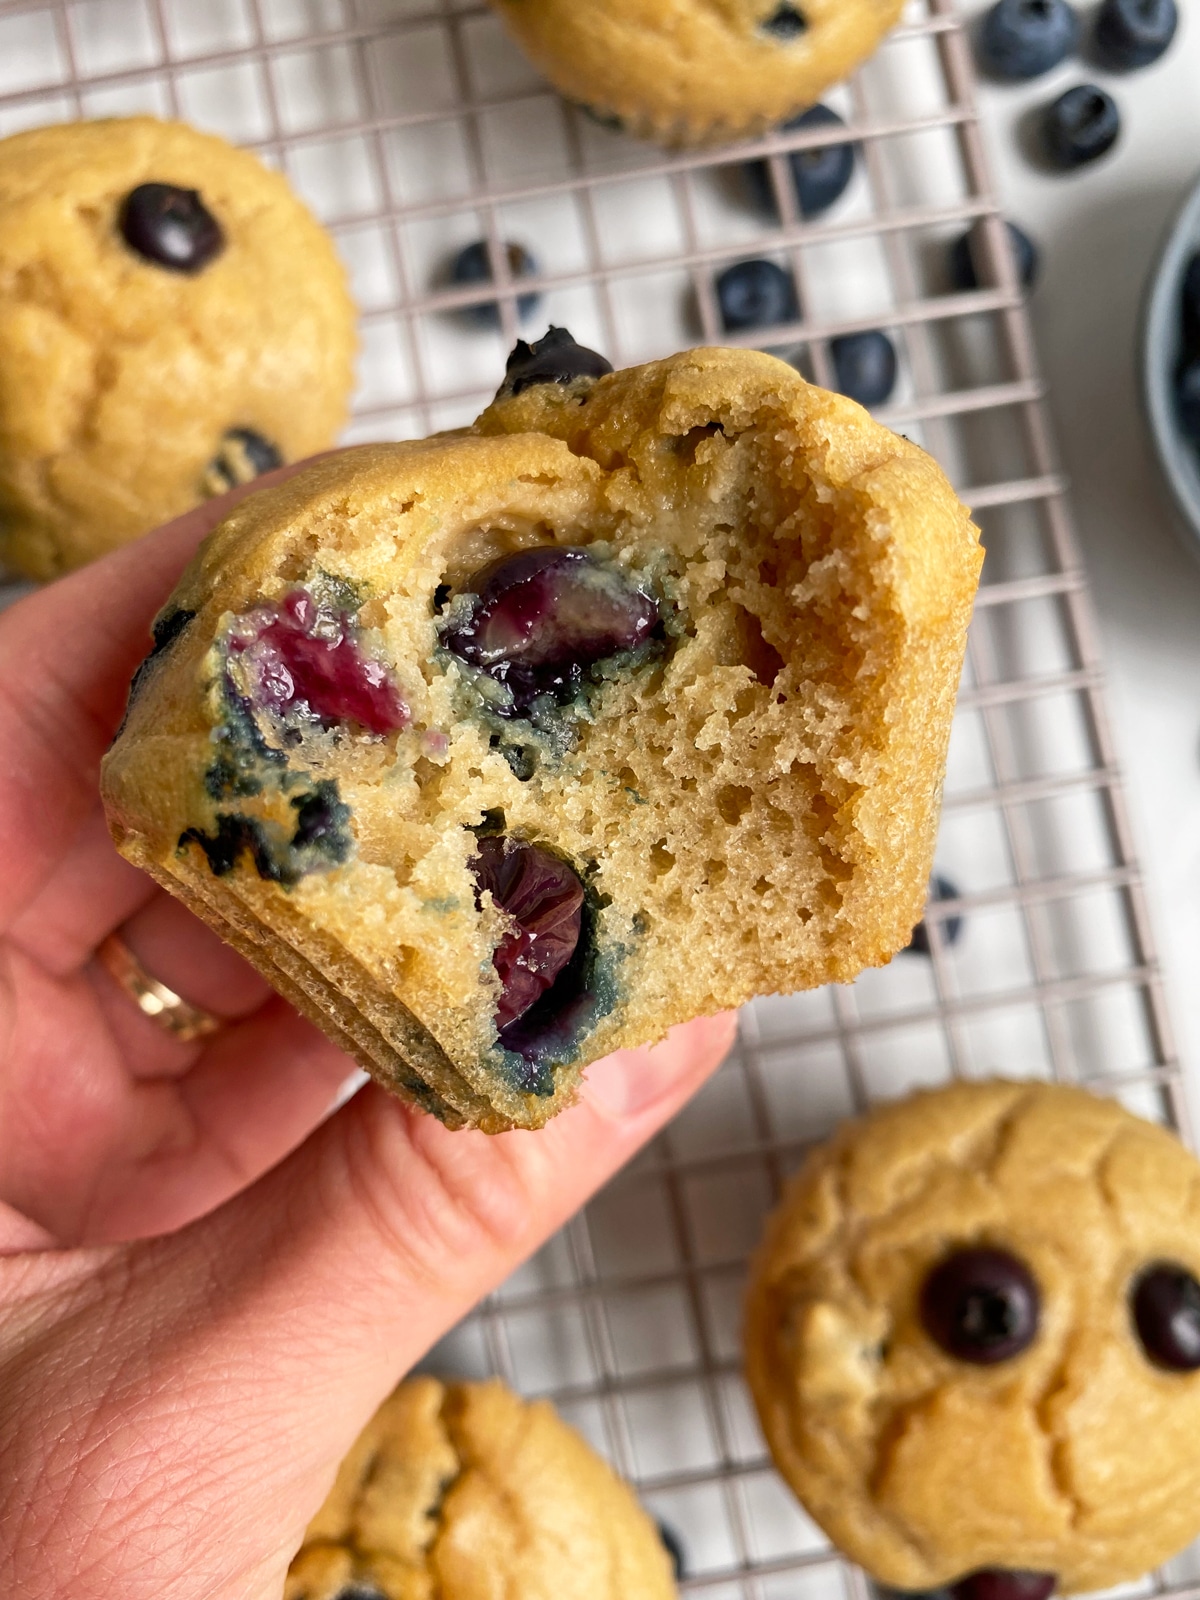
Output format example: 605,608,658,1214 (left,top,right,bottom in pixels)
0,0,1192,1594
